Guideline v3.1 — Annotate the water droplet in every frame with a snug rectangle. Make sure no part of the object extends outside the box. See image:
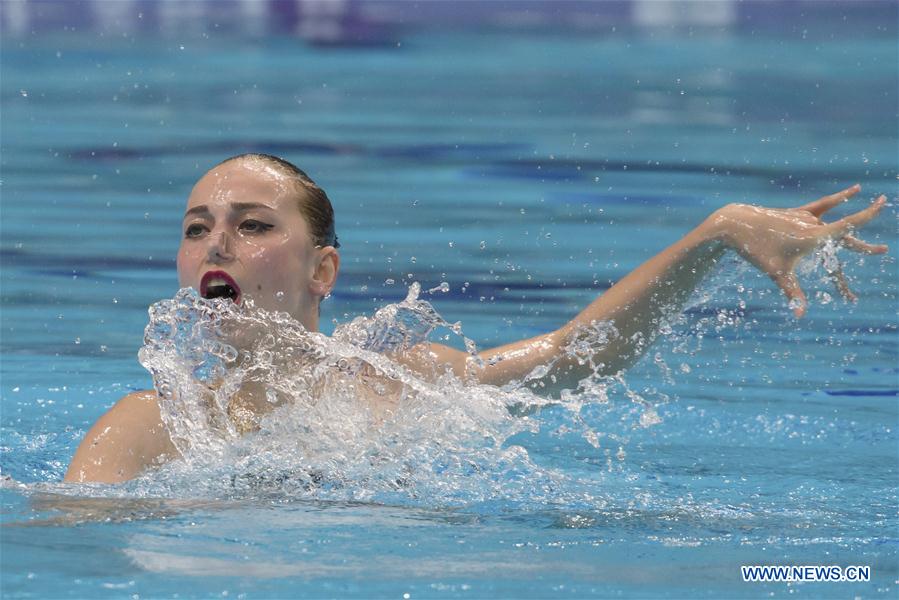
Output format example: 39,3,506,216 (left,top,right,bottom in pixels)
639,408,662,427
